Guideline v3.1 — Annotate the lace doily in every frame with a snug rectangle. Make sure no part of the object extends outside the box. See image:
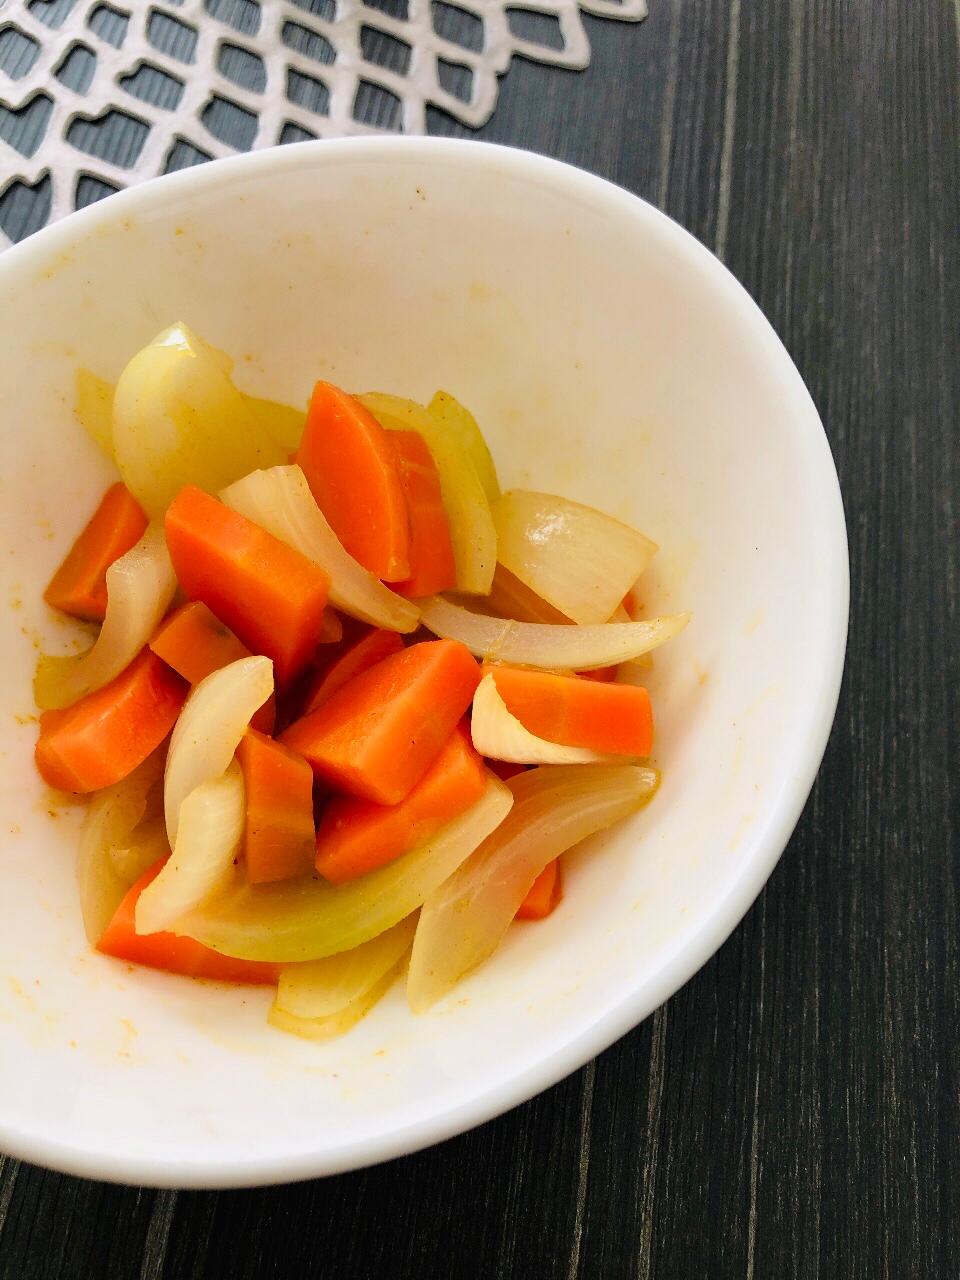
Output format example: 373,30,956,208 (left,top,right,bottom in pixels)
0,0,646,244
